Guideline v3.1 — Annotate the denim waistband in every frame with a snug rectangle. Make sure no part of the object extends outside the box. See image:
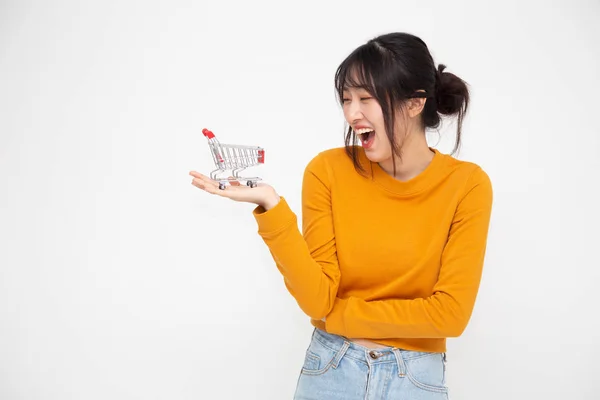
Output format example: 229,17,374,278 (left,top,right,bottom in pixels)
312,328,442,365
